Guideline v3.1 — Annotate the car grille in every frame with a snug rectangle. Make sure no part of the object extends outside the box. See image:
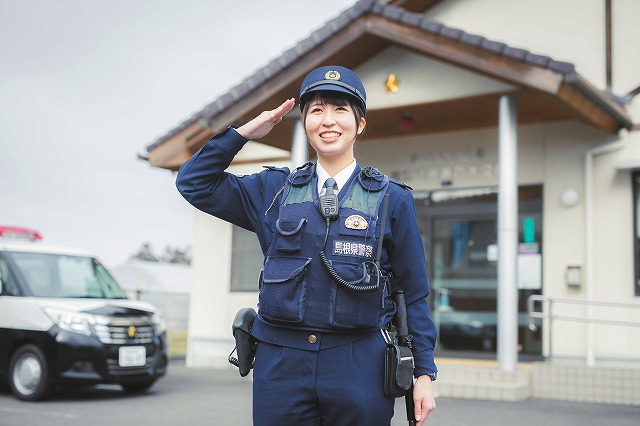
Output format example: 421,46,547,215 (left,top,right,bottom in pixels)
94,317,155,344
